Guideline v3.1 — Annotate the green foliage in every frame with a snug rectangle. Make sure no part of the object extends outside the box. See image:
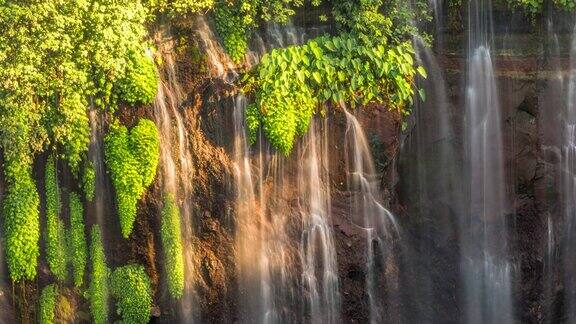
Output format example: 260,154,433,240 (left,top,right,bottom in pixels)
39,284,58,324
160,194,185,299
247,34,422,154
554,0,576,10
89,226,109,324
82,160,96,202
146,0,214,16
3,158,40,282
110,264,152,324
83,0,149,109
115,48,159,106
45,155,67,281
104,119,160,238
69,192,87,287
213,0,315,63
497,0,576,13
0,1,153,281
